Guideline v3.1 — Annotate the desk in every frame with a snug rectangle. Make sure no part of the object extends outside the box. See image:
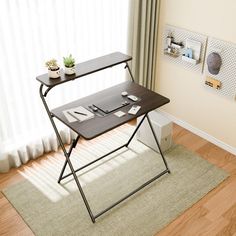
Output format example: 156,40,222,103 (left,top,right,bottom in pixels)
37,52,170,223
